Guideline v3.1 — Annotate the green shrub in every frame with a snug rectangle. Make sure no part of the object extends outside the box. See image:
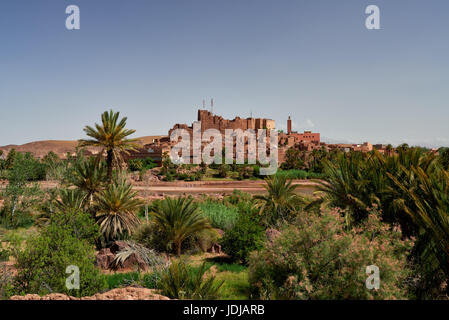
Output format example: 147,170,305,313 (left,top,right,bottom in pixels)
151,197,211,256
217,164,230,178
105,271,162,290
223,190,253,207
0,265,14,300
110,240,166,271
11,211,106,297
248,209,414,300
49,210,100,244
7,152,46,182
199,201,240,231
106,272,140,289
159,260,224,299
0,249,9,262
195,228,221,253
280,148,305,170
275,169,324,180
163,174,175,182
133,222,169,253
133,221,219,254
220,213,265,264
128,158,158,172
